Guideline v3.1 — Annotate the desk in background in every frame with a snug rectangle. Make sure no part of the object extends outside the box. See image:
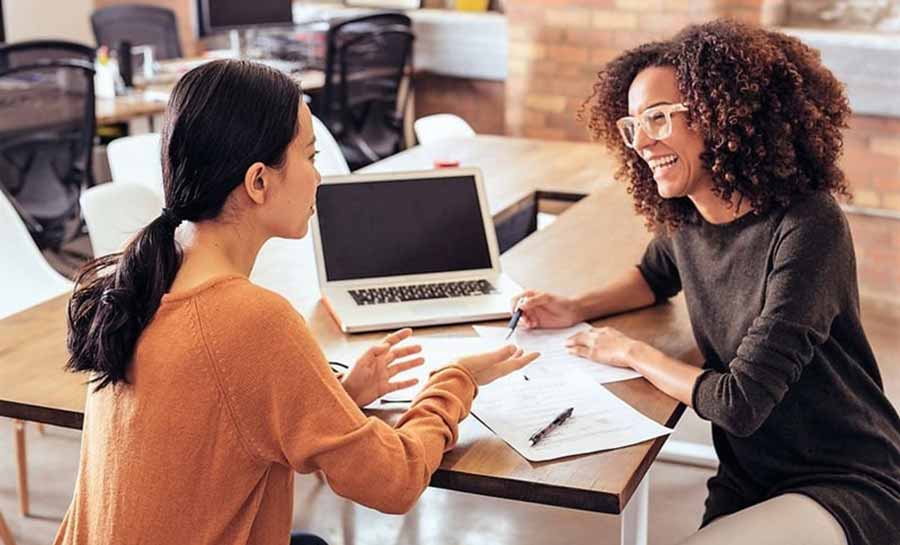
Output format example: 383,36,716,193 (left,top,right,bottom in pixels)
0,136,701,545
95,59,326,126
